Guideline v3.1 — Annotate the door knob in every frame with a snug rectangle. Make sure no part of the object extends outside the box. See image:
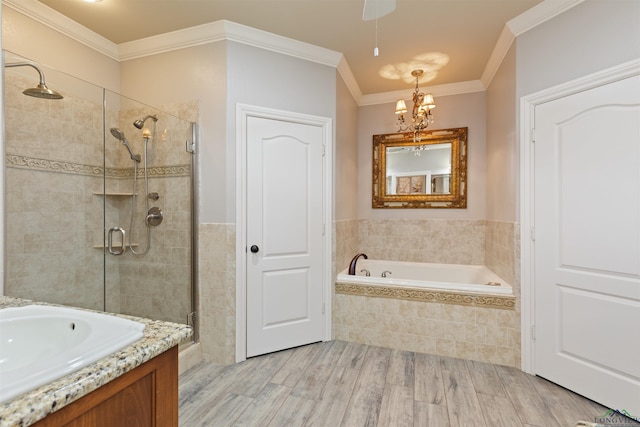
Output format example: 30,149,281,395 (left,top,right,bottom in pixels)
250,245,259,253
